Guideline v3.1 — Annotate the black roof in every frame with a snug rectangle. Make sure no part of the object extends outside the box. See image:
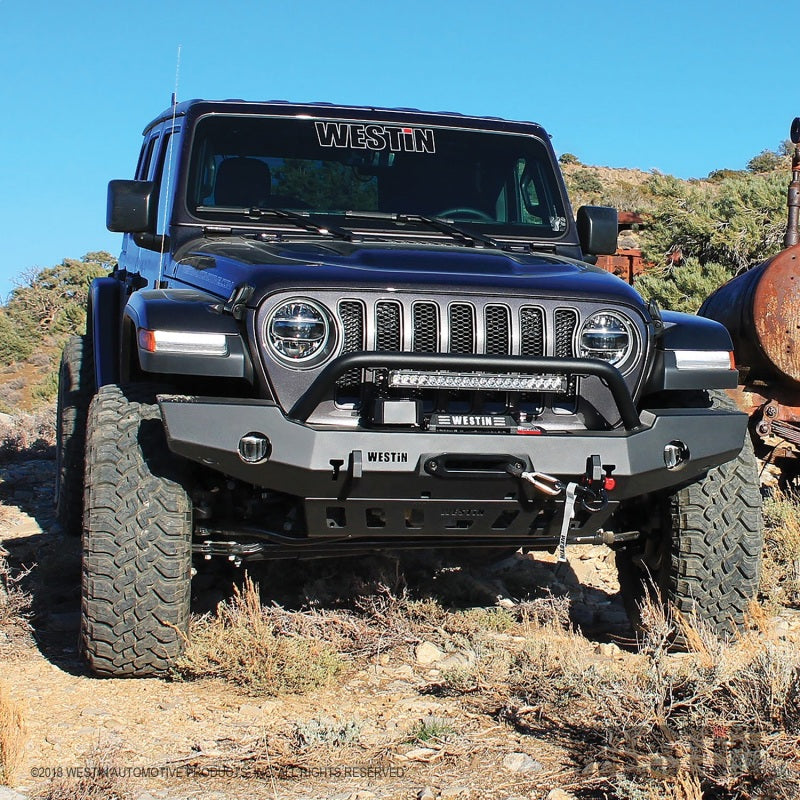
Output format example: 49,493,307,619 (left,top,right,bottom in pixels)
143,98,549,138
